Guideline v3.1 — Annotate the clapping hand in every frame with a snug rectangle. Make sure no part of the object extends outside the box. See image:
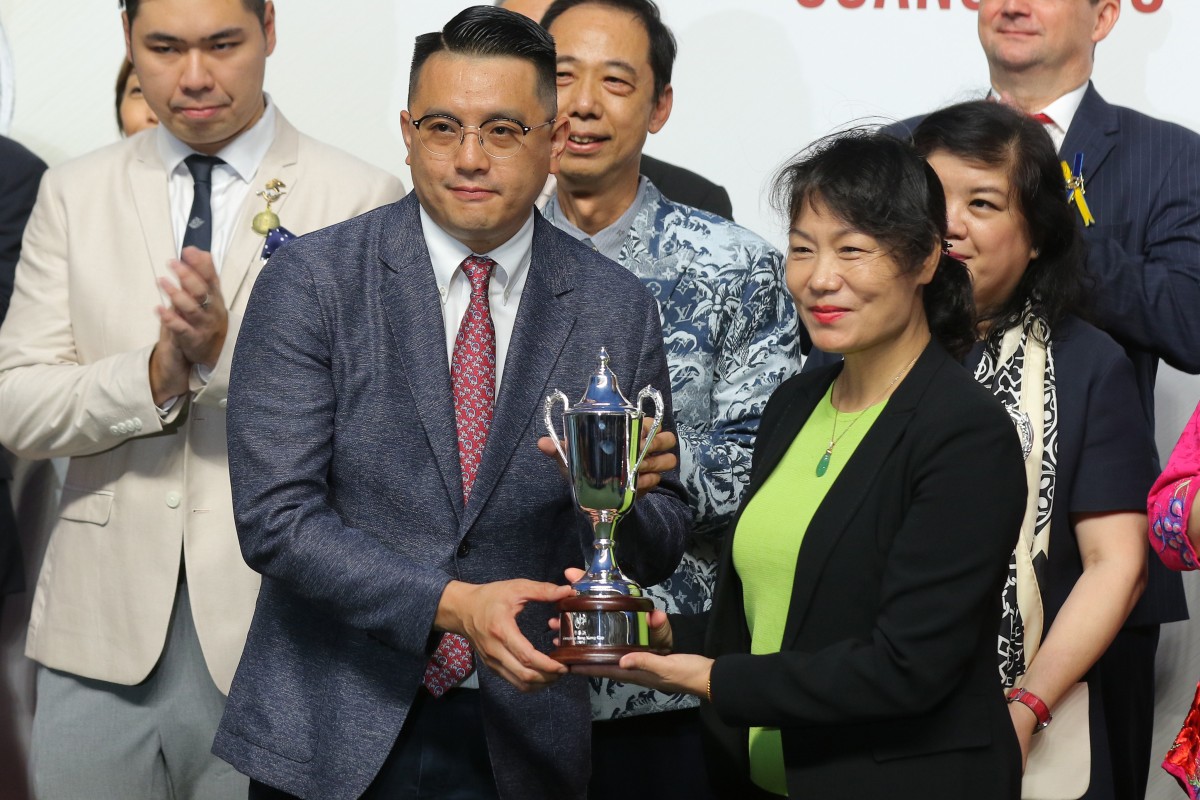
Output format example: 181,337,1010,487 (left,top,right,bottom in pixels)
157,246,228,369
